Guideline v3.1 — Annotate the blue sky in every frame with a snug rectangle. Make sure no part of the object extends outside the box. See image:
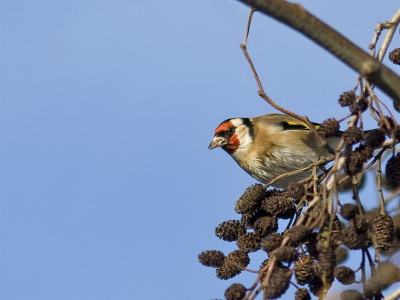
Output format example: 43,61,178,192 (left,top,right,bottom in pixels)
1,1,399,299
